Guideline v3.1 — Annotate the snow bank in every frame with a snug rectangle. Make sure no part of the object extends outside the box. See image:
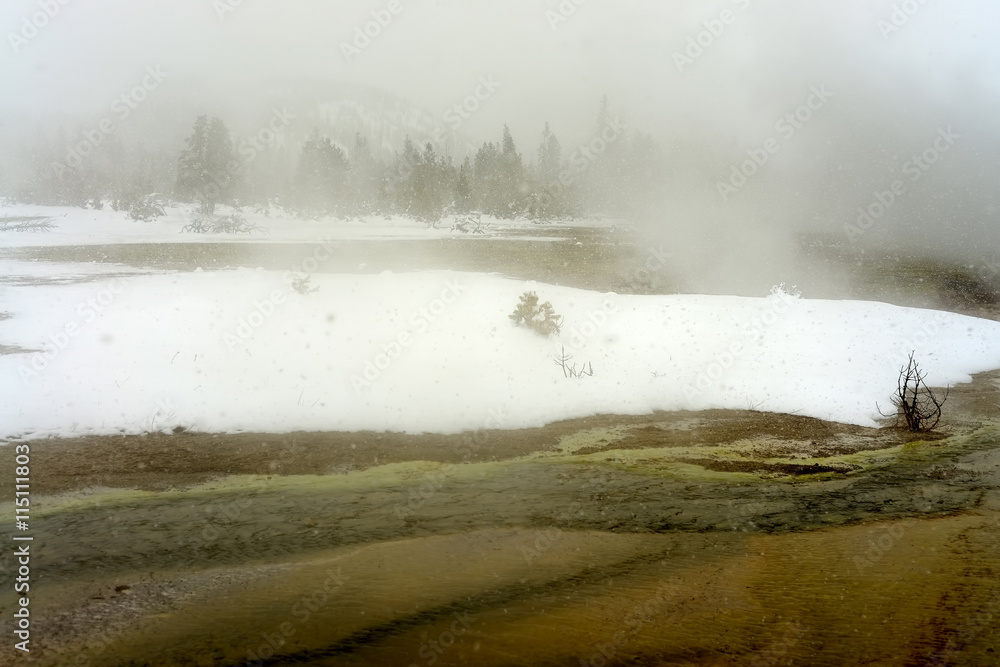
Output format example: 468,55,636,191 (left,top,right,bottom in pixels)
0,204,569,247
1,266,998,439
